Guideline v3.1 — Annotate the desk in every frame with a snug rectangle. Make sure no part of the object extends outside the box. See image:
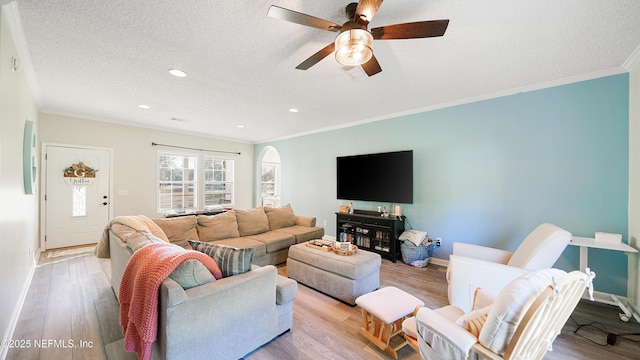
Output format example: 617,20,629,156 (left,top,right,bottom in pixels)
569,236,638,321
